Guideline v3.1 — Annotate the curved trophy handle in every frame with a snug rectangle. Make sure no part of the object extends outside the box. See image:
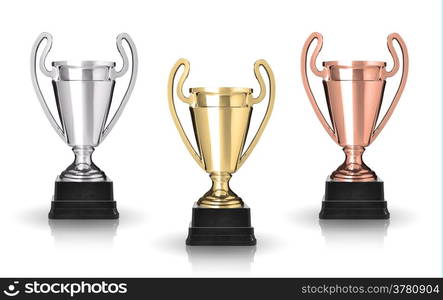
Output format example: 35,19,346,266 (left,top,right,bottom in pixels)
238,59,275,168
167,59,205,169
101,33,138,141
301,32,337,144
30,32,66,141
371,33,409,142
173,58,192,105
